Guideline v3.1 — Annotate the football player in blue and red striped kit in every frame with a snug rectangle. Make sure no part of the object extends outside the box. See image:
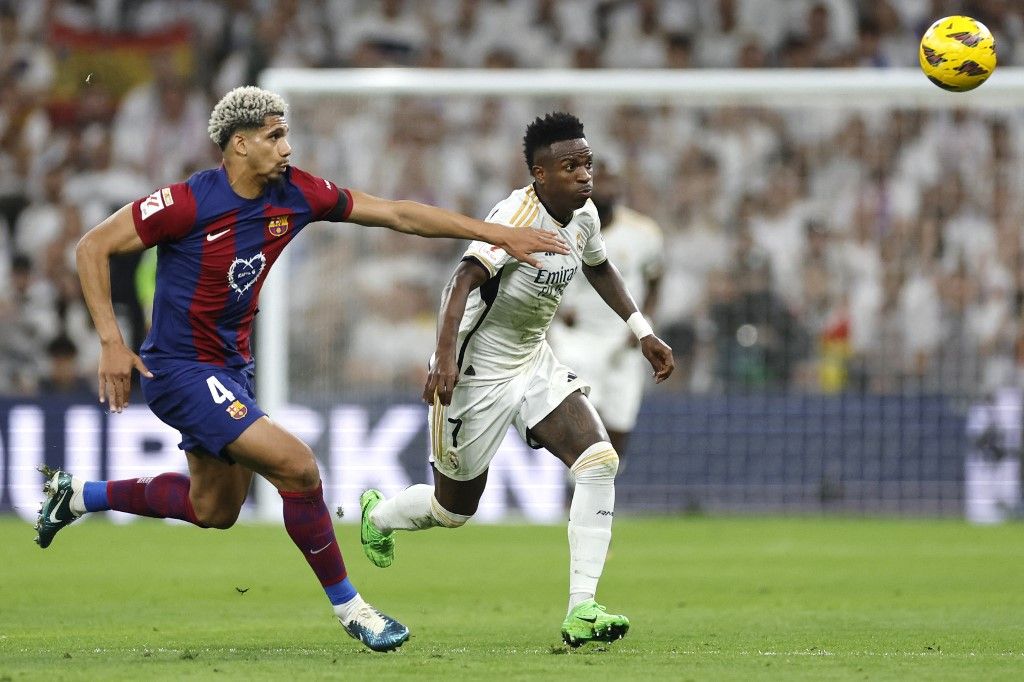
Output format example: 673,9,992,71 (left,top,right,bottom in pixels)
34,86,567,652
